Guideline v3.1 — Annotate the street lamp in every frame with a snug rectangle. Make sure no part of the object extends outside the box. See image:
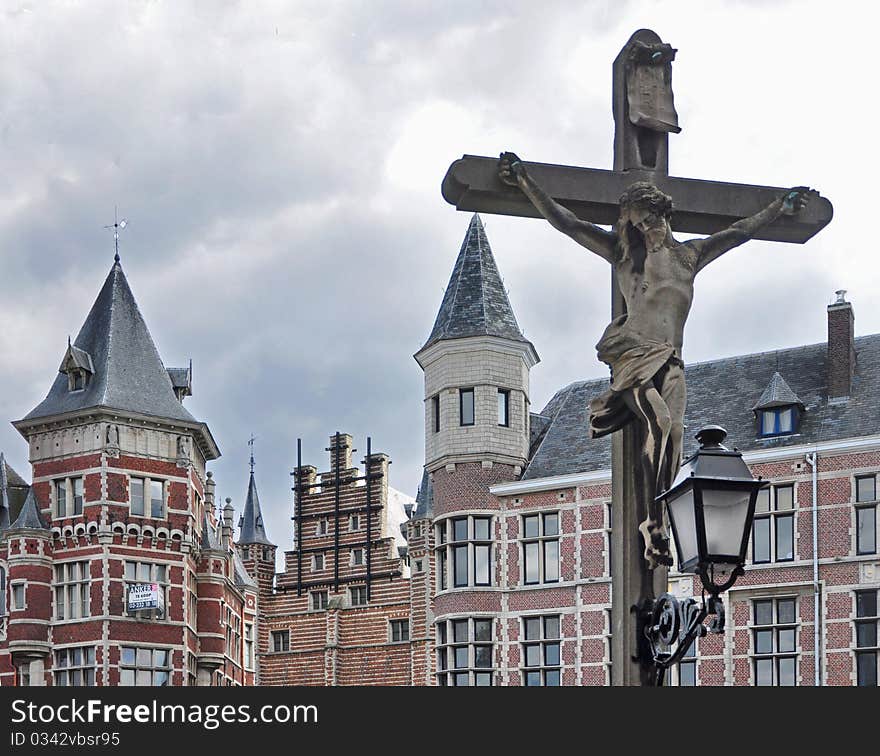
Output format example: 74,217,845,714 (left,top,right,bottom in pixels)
641,425,766,684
